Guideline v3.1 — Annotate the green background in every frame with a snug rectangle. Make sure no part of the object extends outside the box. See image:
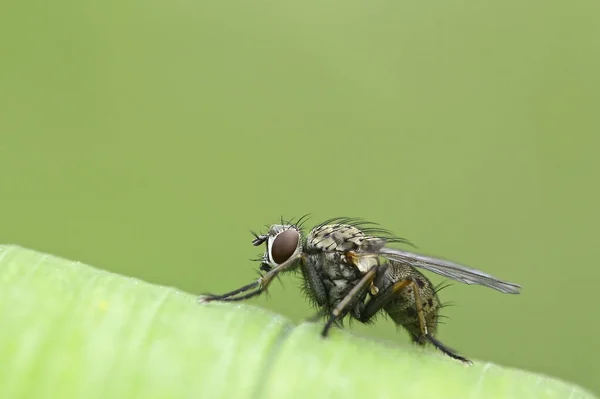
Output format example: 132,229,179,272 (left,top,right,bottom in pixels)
1,0,598,396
